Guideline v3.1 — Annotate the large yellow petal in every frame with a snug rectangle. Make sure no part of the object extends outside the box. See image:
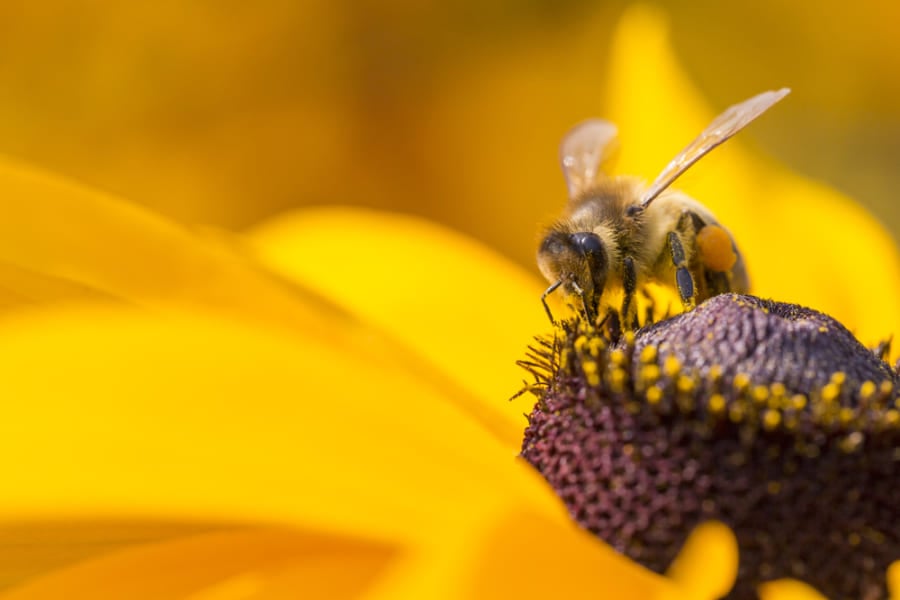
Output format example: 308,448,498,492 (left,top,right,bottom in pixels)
0,306,678,598
0,261,120,311
0,157,333,335
360,507,676,600
0,521,224,592
247,206,549,448
606,5,900,348
0,307,554,535
0,528,395,600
